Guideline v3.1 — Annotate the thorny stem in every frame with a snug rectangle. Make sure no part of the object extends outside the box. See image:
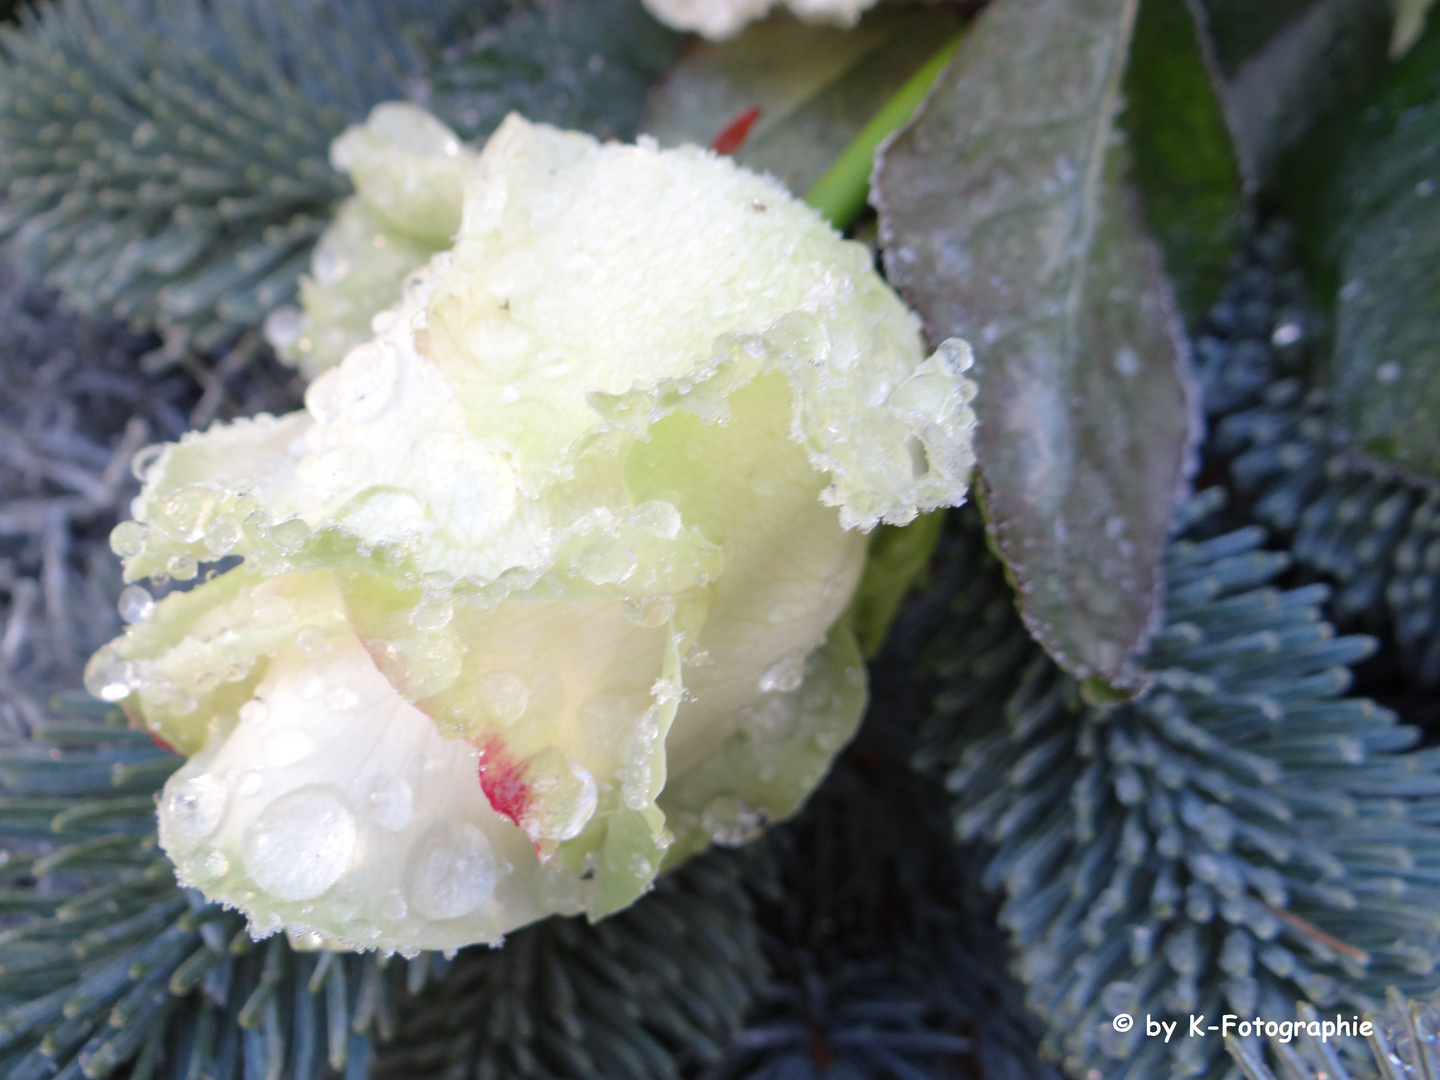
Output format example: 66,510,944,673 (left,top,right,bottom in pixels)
803,31,966,229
